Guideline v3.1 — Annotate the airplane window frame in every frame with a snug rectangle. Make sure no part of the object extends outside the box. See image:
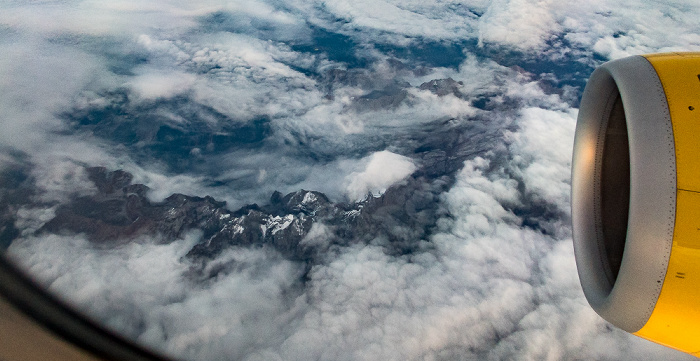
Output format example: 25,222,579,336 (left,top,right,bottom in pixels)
0,254,171,361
